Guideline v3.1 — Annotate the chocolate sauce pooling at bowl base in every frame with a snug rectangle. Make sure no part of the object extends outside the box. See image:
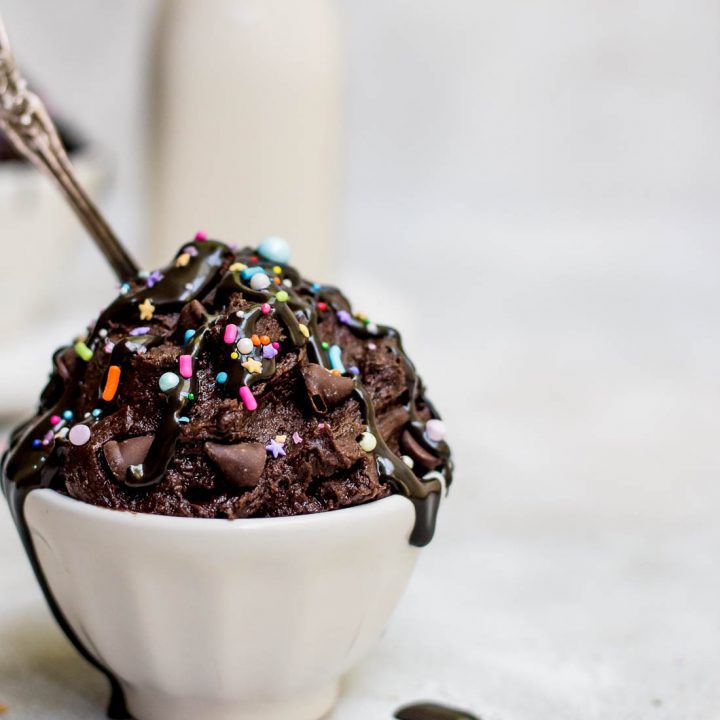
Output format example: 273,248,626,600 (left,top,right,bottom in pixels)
2,239,453,718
